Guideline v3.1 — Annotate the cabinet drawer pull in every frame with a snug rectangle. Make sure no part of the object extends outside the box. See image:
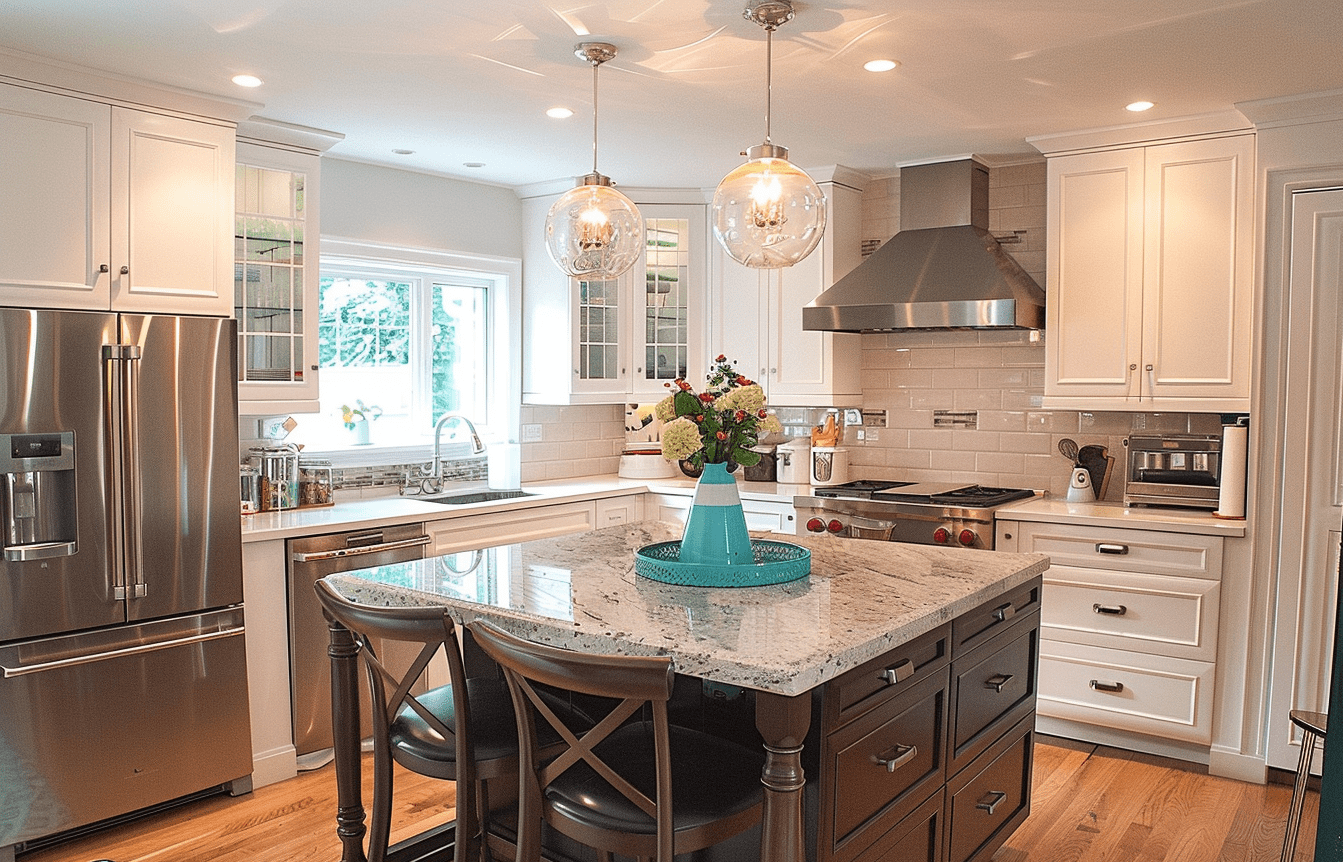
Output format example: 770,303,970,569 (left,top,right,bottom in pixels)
992,602,1016,622
875,743,917,773
1089,679,1124,693
881,659,914,686
1096,543,1129,555
984,673,1014,692
1092,603,1128,616
975,790,1008,815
